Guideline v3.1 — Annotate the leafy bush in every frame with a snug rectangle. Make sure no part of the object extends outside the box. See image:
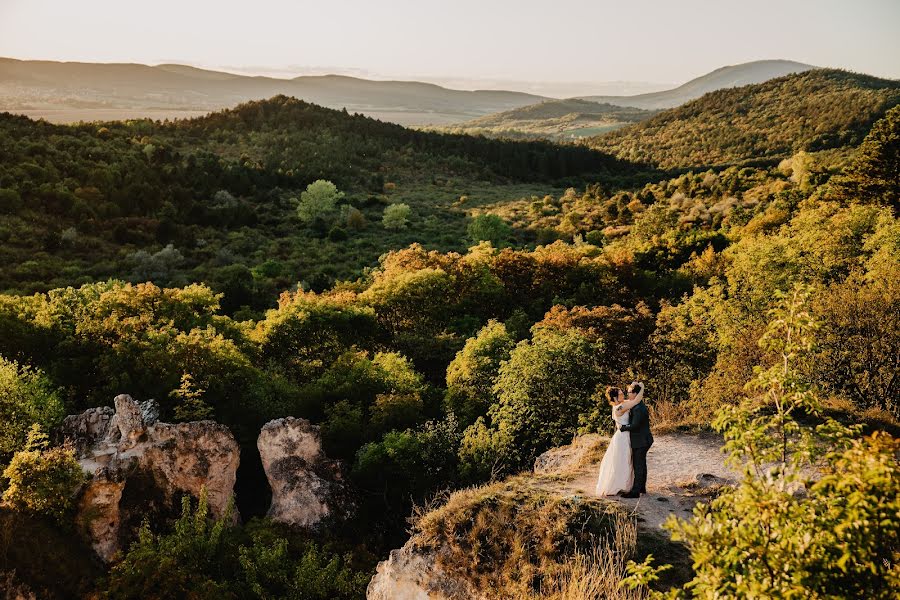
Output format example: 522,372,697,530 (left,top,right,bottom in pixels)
487,327,606,471
352,415,461,522
2,425,84,525
0,357,66,460
104,490,368,599
831,105,899,209
382,203,411,230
